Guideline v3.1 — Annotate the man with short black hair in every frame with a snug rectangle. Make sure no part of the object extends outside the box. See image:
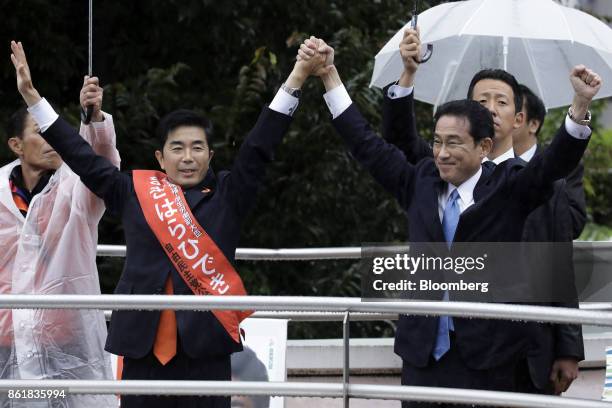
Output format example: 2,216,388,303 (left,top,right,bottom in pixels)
369,29,587,401
297,36,599,407
513,84,546,158
512,85,586,396
466,68,524,161
11,39,325,408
